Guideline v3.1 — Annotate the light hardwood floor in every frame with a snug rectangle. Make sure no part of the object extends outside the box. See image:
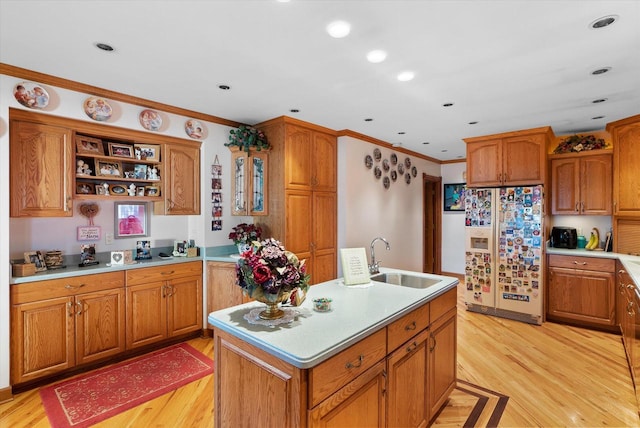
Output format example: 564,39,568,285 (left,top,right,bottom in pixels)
1,285,639,427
